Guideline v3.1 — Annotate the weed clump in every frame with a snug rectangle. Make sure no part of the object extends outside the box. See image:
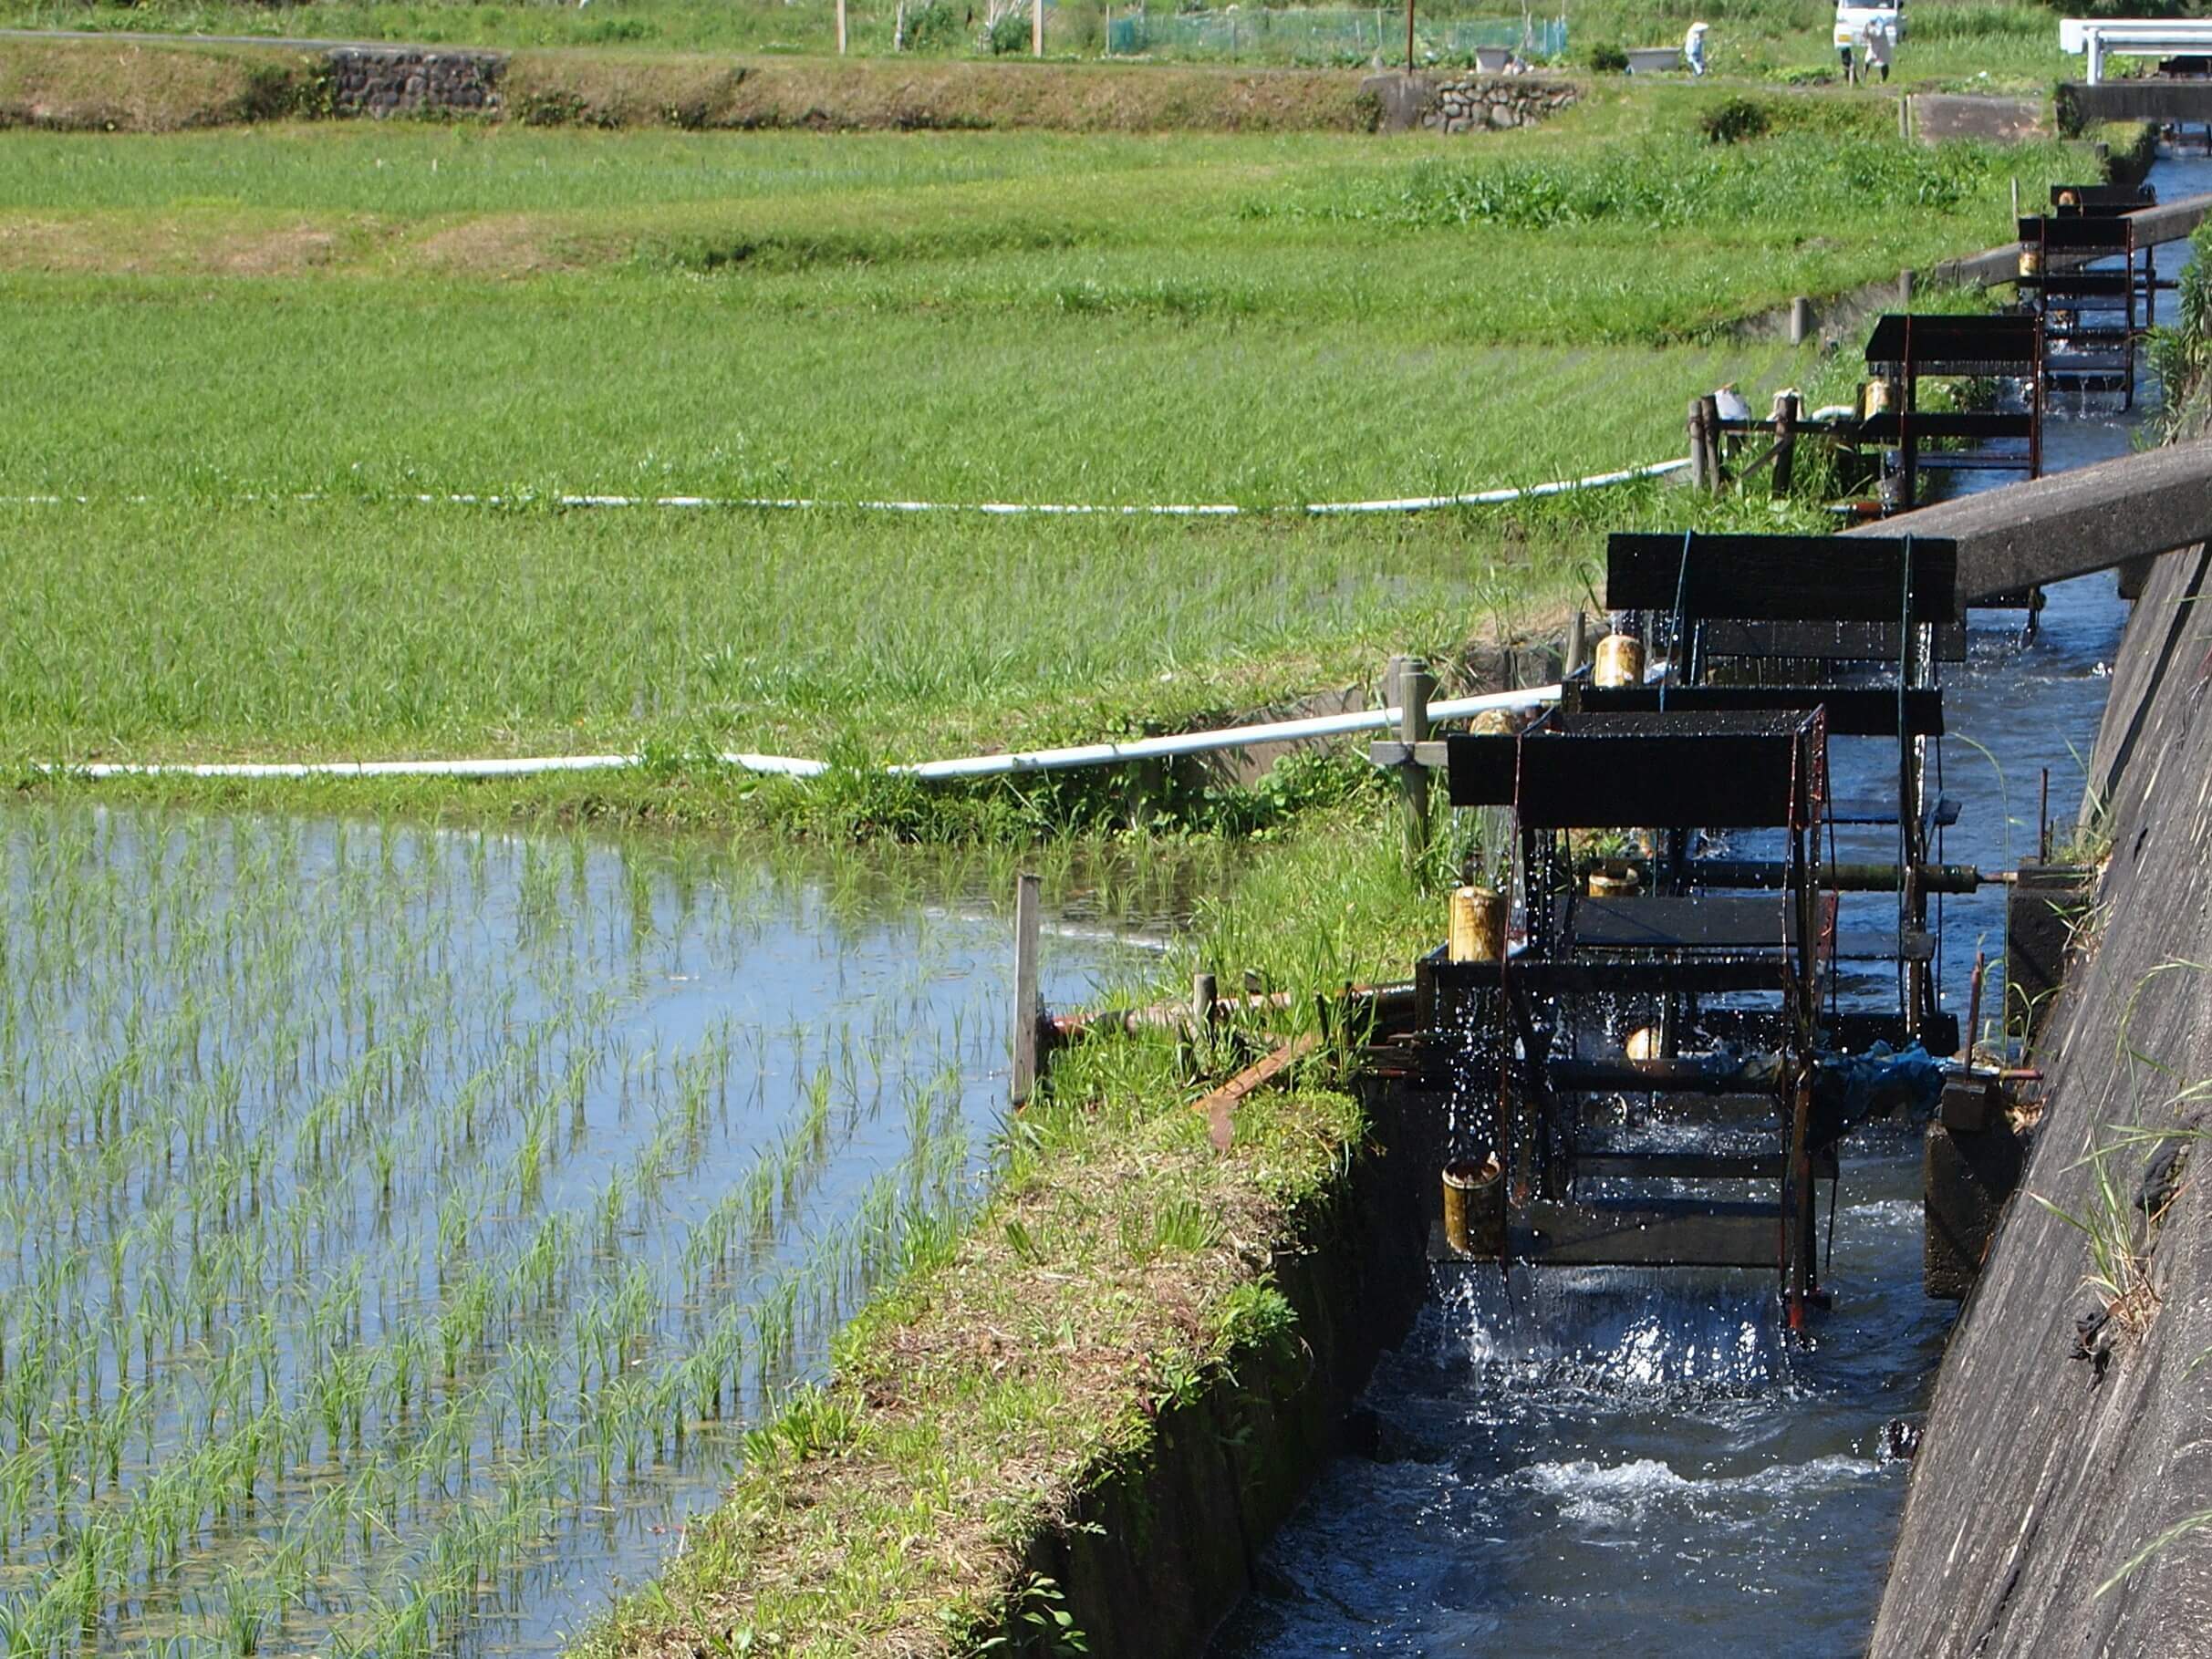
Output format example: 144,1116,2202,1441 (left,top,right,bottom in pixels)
1701,95,1771,145
1261,130,2031,234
